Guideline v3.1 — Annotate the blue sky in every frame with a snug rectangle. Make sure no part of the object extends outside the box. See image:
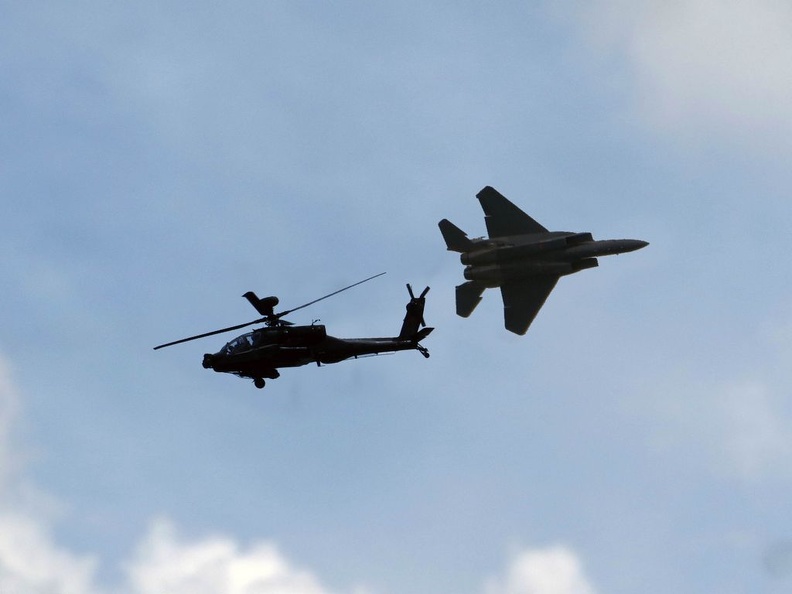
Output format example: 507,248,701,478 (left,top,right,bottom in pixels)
2,1,792,592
